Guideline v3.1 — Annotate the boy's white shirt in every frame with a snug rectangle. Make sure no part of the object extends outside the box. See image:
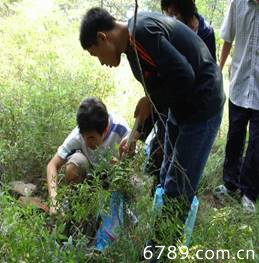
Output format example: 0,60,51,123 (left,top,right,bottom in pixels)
57,113,130,166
